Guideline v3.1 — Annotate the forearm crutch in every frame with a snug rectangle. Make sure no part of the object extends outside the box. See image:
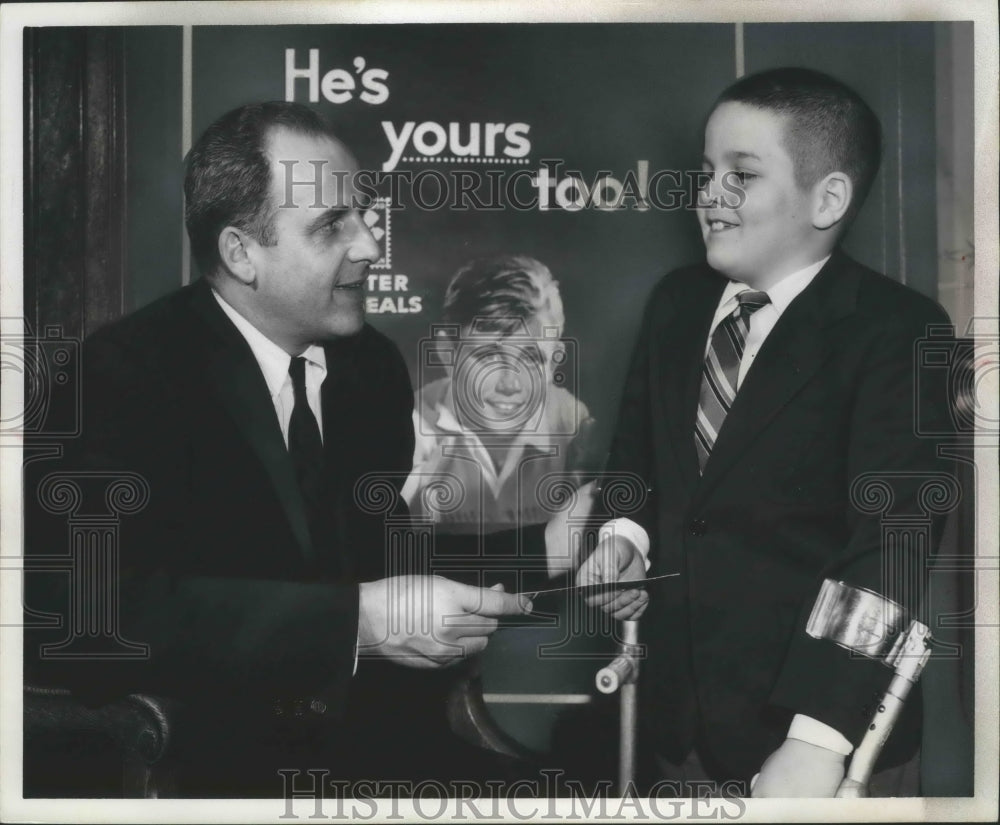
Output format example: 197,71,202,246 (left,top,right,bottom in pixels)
805,579,933,798
595,619,641,795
